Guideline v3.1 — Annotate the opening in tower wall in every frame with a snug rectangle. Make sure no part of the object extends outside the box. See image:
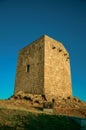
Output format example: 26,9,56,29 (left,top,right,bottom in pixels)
26,65,30,72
